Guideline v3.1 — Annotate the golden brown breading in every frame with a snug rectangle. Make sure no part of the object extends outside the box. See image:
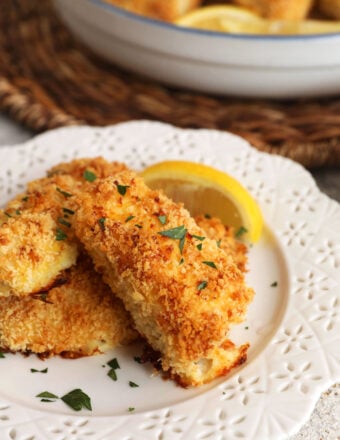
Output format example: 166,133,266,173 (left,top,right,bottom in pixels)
0,158,127,297
104,0,202,21
73,170,254,387
0,255,138,357
0,211,78,297
195,215,248,273
318,0,340,18
233,0,313,19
